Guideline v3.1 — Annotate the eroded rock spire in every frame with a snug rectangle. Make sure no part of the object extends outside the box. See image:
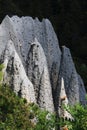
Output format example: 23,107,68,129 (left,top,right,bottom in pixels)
0,15,86,113
59,77,74,121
